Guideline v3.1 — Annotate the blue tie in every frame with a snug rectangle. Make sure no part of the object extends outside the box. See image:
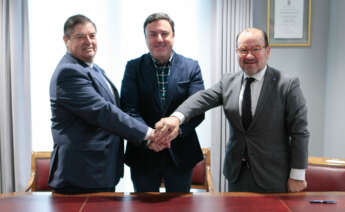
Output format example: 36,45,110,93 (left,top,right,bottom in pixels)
93,66,110,91
92,66,120,105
